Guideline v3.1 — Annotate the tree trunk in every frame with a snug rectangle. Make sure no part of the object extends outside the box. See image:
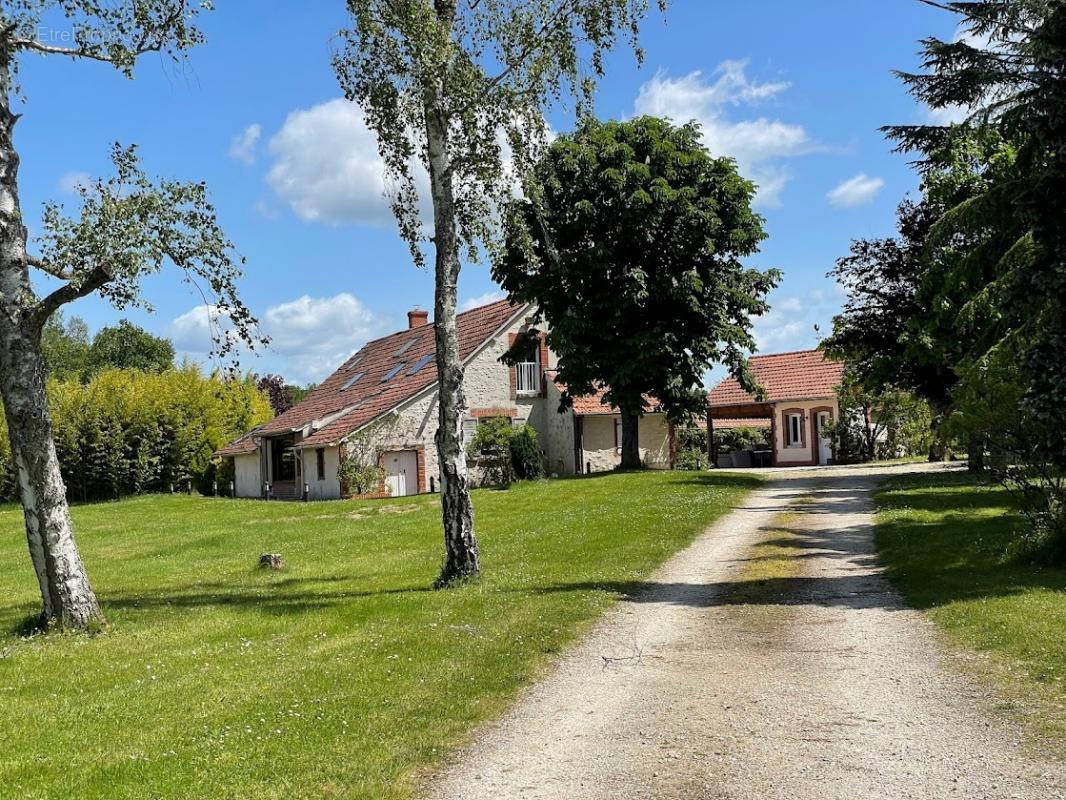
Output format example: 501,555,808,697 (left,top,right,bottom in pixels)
423,27,479,587
619,407,641,470
967,435,985,473
861,404,876,463
0,94,102,630
928,408,949,462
